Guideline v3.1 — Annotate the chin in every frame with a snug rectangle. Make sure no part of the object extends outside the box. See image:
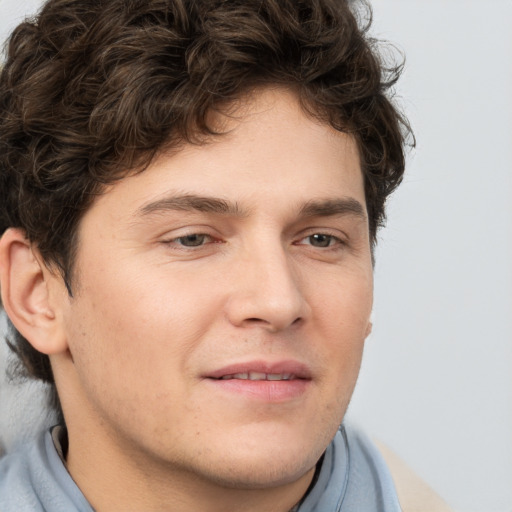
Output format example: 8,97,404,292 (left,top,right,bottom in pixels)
195,429,326,490
202,450,319,490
